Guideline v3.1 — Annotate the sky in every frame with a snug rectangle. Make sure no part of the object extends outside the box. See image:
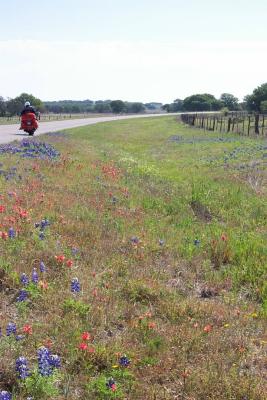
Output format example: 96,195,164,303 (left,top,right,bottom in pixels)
0,0,266,103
